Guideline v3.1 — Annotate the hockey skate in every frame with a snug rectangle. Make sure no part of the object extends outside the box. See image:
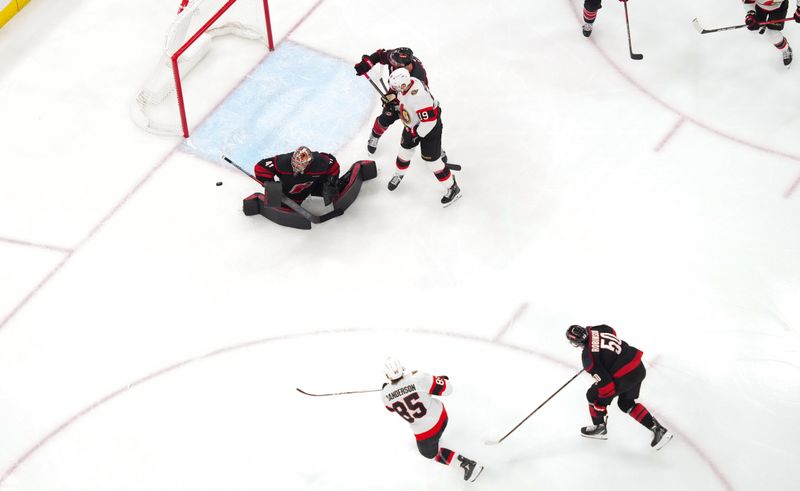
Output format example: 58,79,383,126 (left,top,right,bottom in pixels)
388,173,404,191
580,423,607,439
650,420,673,451
441,178,461,207
784,45,793,67
582,22,593,37
367,133,380,154
457,455,484,483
